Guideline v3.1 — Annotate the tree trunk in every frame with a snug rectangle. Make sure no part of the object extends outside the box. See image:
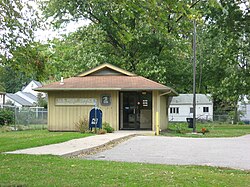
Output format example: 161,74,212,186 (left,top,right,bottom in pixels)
233,99,239,124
